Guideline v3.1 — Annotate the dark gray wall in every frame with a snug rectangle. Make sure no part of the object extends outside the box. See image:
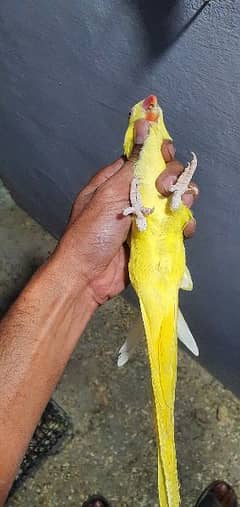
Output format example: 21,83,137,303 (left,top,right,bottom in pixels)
0,1,240,393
